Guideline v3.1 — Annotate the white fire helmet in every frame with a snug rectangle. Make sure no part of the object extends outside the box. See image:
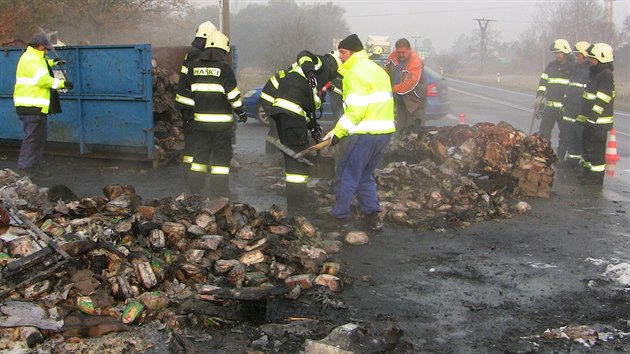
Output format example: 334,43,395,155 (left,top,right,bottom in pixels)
573,41,590,56
195,21,217,39
550,39,571,54
327,50,342,68
205,31,230,53
587,43,613,63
